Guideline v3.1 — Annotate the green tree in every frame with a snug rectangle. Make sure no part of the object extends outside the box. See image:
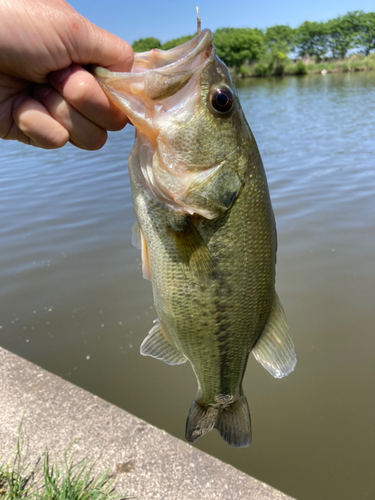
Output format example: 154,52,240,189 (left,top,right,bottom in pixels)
213,28,265,68
294,21,328,60
264,24,295,54
326,13,359,59
161,35,195,50
355,11,375,55
132,37,161,52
